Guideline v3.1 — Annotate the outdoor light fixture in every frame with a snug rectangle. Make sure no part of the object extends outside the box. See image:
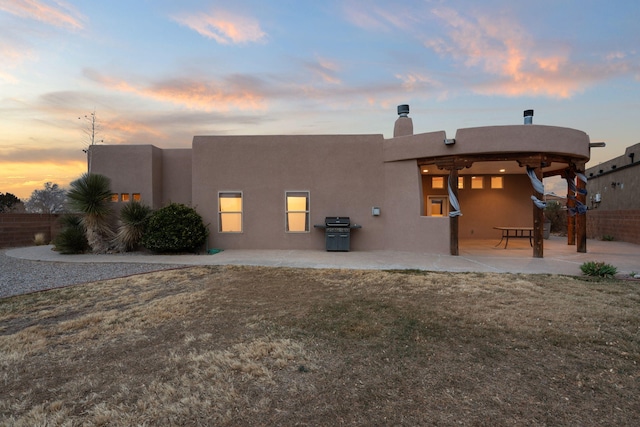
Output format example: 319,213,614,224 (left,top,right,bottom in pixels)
372,207,381,216
444,138,456,145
